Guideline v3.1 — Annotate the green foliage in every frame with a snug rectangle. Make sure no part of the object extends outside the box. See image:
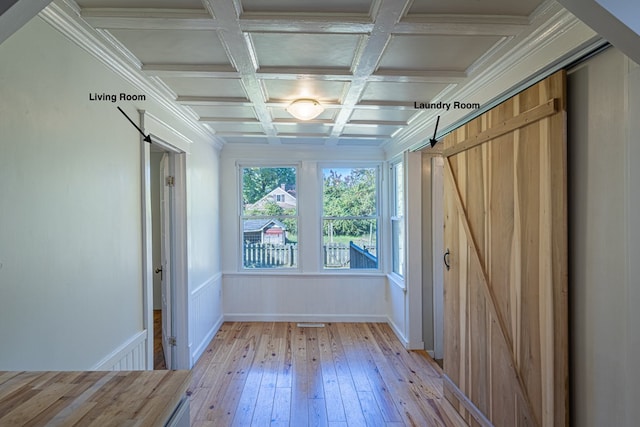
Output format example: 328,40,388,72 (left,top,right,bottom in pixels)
242,167,296,205
323,168,377,237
